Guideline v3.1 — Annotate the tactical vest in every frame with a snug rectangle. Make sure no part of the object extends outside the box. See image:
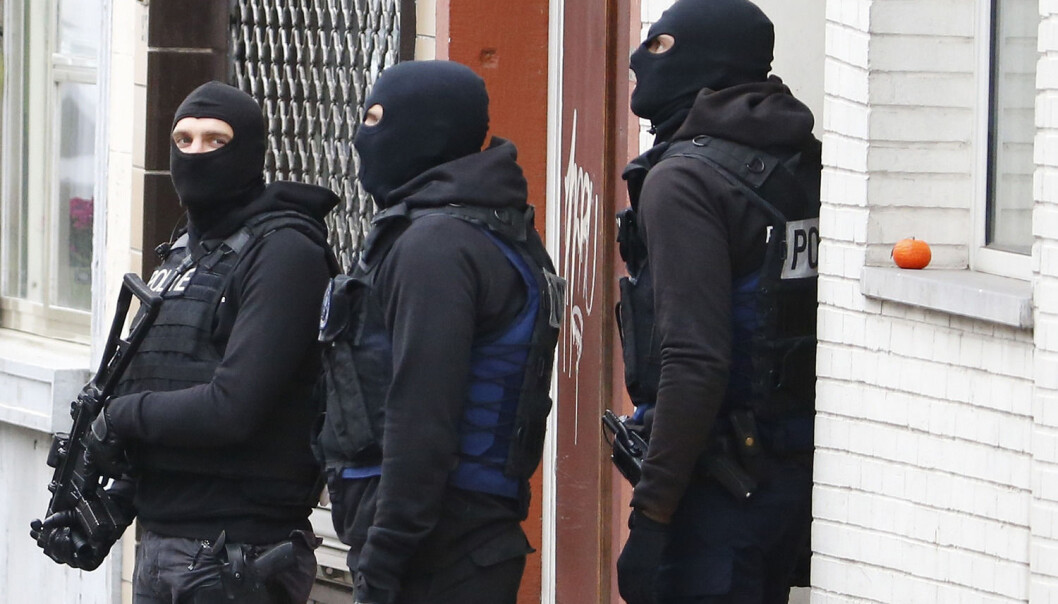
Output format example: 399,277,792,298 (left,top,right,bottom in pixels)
115,210,337,484
316,203,565,508
618,135,820,447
